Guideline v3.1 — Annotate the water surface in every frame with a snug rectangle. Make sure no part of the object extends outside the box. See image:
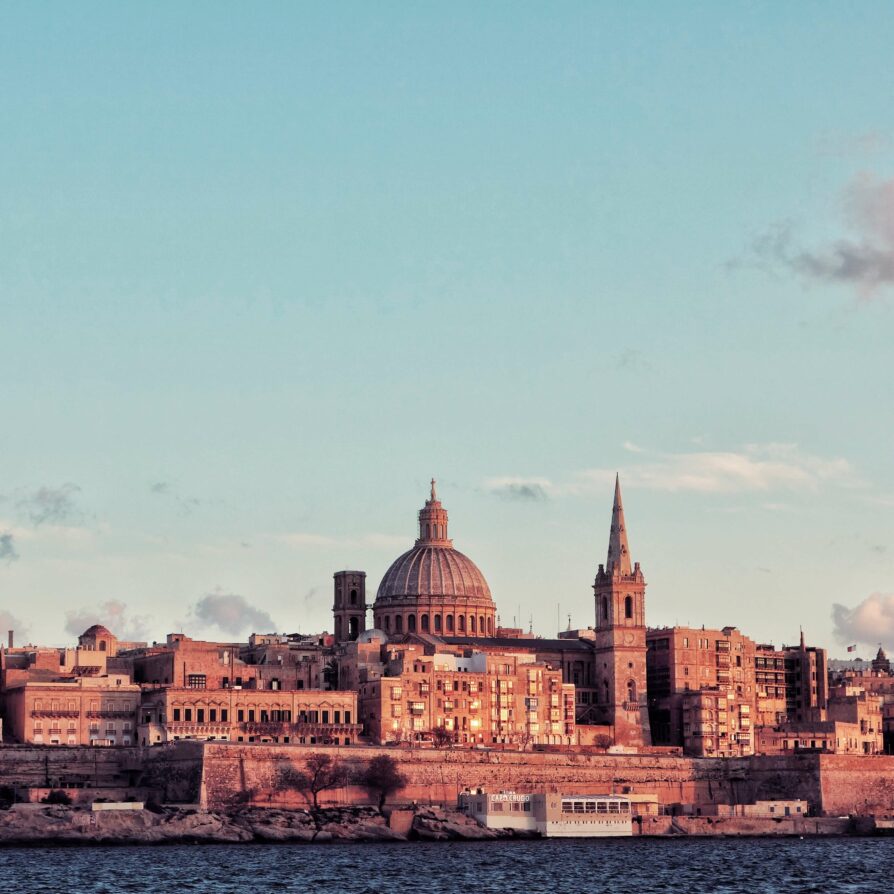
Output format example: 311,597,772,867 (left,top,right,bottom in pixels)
0,837,890,893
